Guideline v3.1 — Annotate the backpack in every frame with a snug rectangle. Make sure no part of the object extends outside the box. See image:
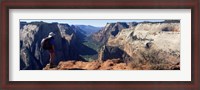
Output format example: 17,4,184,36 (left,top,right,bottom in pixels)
41,37,53,50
